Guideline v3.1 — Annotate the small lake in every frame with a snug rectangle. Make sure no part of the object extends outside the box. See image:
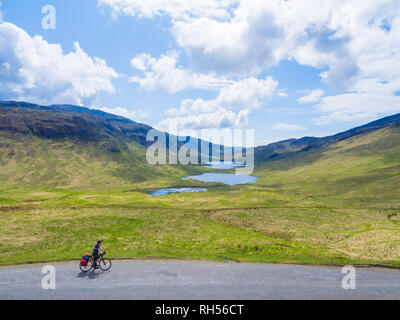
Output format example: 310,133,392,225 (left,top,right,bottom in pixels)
182,173,258,186
149,187,208,196
203,162,245,169
149,162,258,195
